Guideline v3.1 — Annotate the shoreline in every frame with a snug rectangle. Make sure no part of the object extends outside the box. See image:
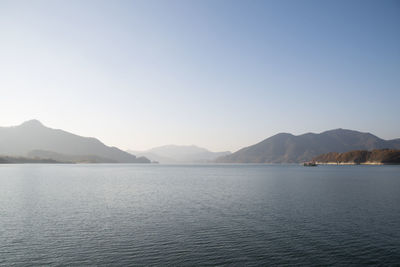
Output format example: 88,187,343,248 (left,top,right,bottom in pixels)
315,161,390,165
